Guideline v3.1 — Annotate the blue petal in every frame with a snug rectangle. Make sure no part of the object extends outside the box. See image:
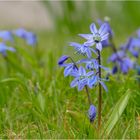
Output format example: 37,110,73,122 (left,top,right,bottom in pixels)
64,65,73,77
112,66,118,74
77,59,89,64
90,23,98,34
84,40,95,47
78,78,87,91
101,33,109,41
124,58,133,69
99,81,108,92
70,69,79,77
86,48,91,58
120,62,128,74
88,76,98,88
96,43,102,51
0,43,15,54
93,59,99,69
99,65,110,71
78,34,93,40
79,66,86,75
129,38,140,47
101,40,110,47
26,32,37,46
99,23,107,35
130,49,139,57
69,42,81,48
58,55,69,66
108,53,118,62
13,28,27,38
13,28,37,46
86,71,94,77
70,78,78,87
